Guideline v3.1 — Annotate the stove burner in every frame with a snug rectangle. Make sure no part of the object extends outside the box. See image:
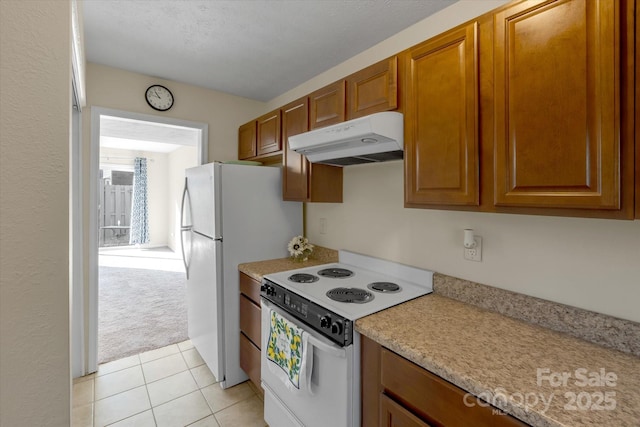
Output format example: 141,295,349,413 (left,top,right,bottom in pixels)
326,287,374,304
288,273,319,283
367,282,402,293
317,268,354,279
